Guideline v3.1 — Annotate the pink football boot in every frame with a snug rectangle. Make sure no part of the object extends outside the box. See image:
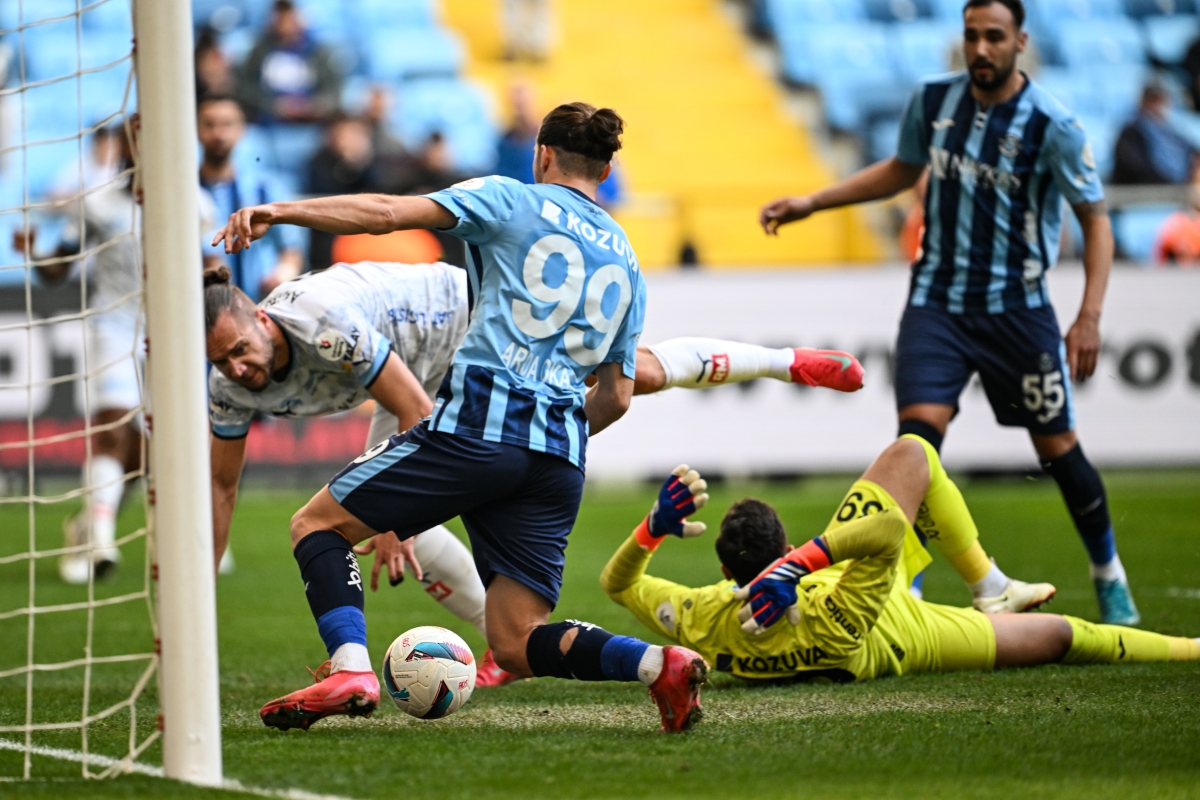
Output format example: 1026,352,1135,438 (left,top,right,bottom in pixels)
648,646,708,733
789,348,864,392
474,648,522,688
260,661,379,731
